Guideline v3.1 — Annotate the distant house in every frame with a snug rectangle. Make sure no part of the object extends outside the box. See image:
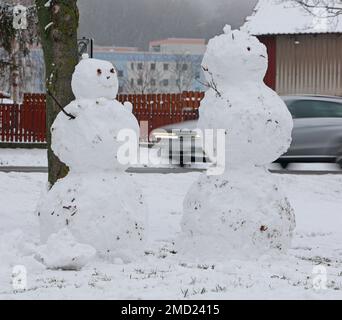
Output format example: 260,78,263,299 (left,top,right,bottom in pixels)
149,38,206,55
94,39,207,94
243,0,342,96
